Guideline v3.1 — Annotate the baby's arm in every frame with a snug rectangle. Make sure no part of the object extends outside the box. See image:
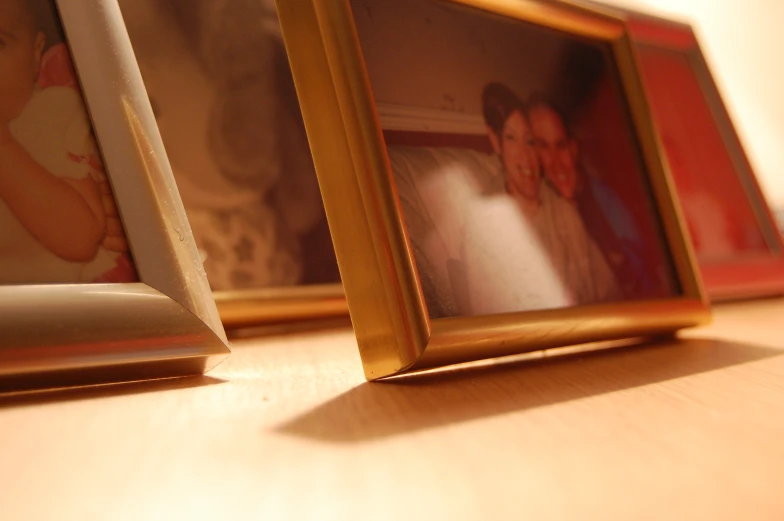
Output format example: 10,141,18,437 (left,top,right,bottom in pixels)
0,127,105,262
97,178,129,253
